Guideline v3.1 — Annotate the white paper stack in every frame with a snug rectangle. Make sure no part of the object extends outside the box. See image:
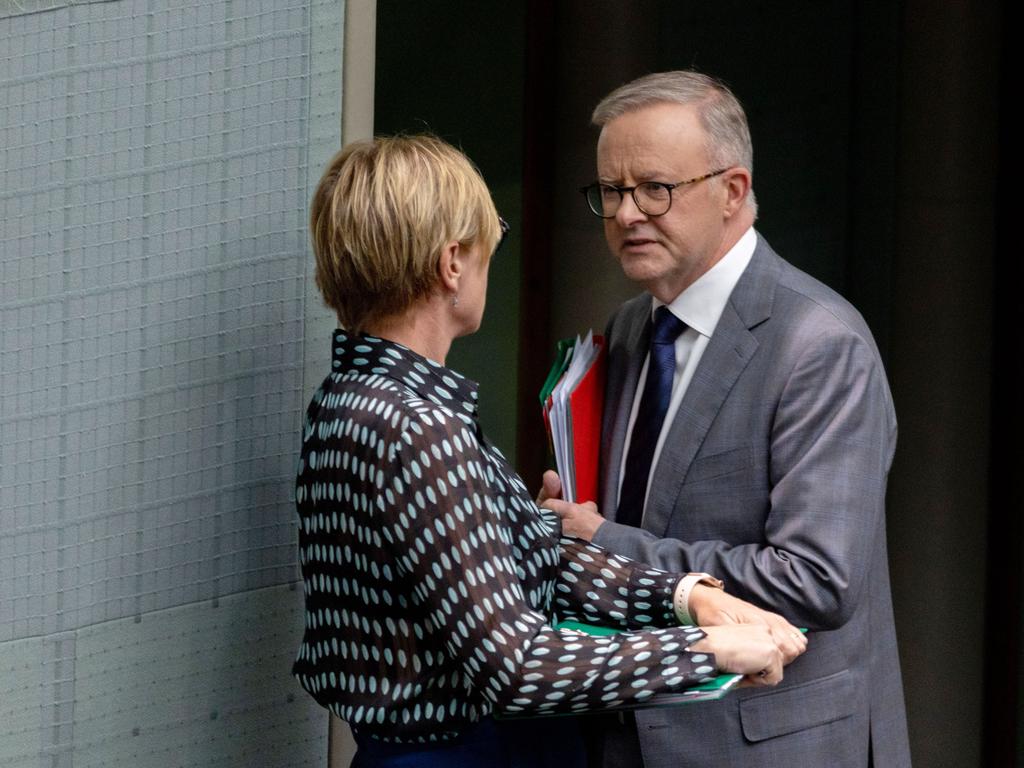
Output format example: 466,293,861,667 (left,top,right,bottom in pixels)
548,331,600,503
